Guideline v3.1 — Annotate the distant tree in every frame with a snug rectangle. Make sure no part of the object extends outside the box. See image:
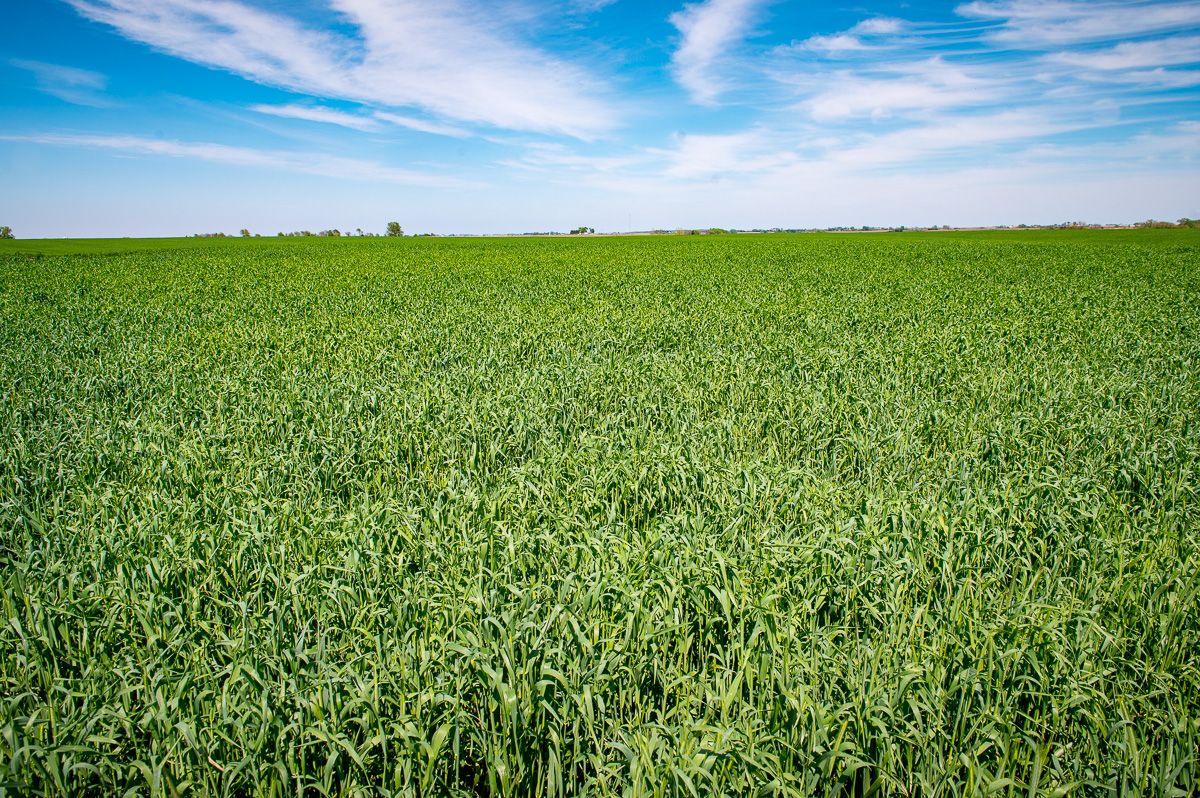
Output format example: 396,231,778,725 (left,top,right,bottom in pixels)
386,222,403,237
356,228,364,236
0,226,13,240
240,228,250,237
